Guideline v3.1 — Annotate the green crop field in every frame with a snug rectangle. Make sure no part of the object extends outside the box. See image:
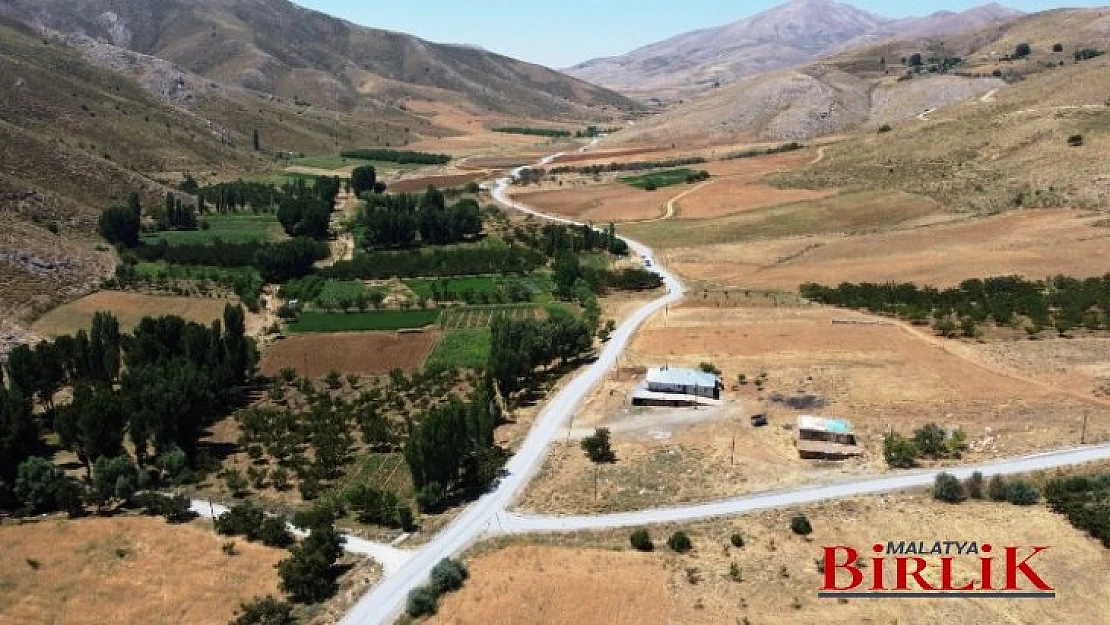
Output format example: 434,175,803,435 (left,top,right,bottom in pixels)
619,168,698,190
288,155,420,172
287,309,441,333
134,262,261,282
425,329,491,371
403,276,500,299
141,213,287,246
333,453,414,503
439,304,538,330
